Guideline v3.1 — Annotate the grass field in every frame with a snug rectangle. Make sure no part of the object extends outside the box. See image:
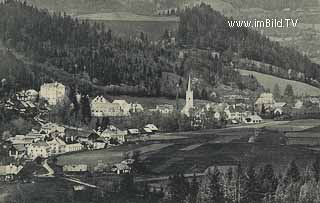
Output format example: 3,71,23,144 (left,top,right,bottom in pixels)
266,119,320,132
238,69,320,96
77,12,179,22
58,123,320,177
